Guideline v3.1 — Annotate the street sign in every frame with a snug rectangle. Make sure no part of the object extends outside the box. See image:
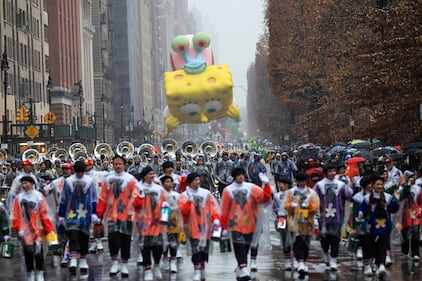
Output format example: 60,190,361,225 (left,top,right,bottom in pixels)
44,111,56,124
25,125,39,139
